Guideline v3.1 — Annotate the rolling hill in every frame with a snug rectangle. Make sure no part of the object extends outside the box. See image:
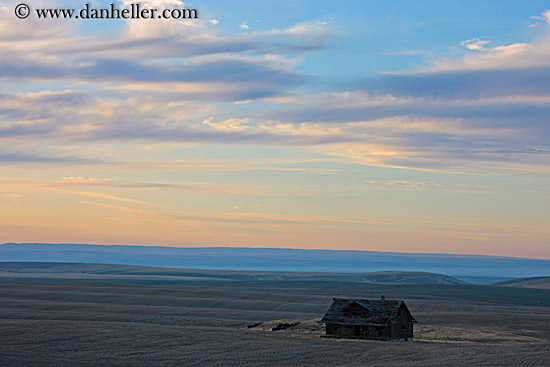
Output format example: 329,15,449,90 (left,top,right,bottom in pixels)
0,262,466,284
